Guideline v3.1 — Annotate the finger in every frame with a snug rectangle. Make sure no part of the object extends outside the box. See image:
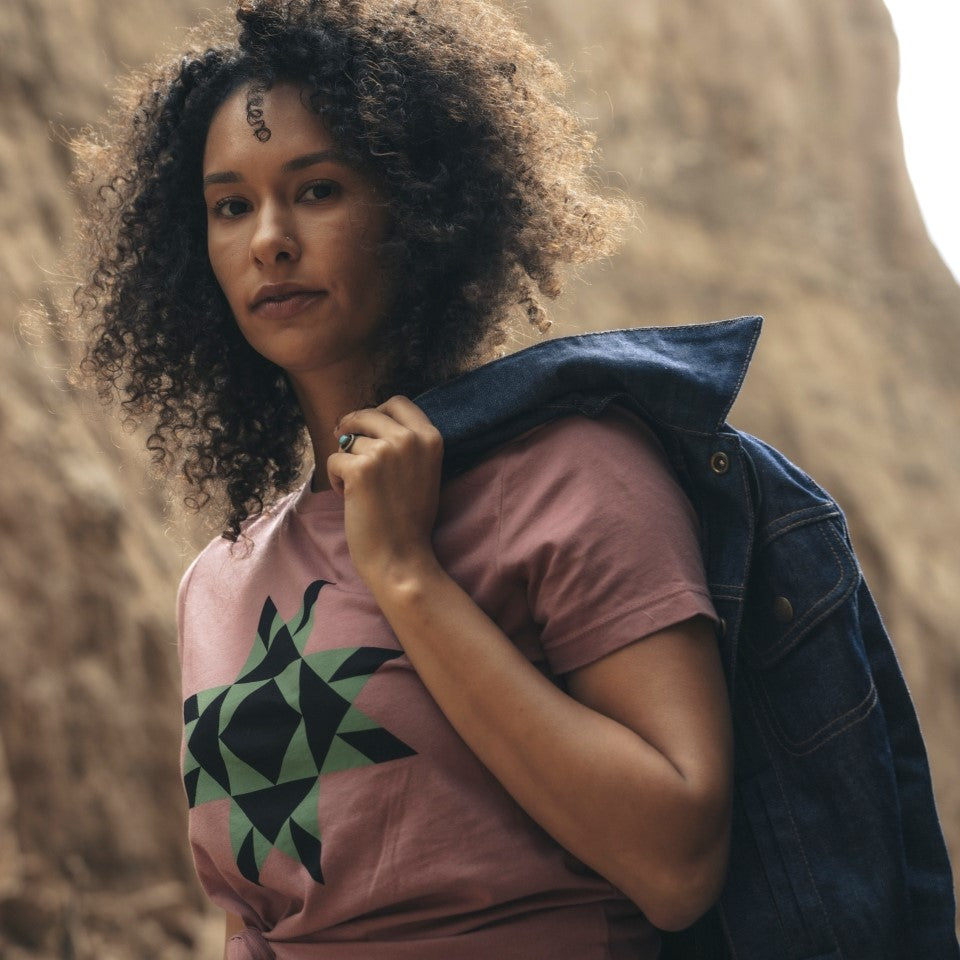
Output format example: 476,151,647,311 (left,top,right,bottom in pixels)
325,451,345,496
327,444,378,493
377,395,442,436
335,407,408,442
375,397,443,462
